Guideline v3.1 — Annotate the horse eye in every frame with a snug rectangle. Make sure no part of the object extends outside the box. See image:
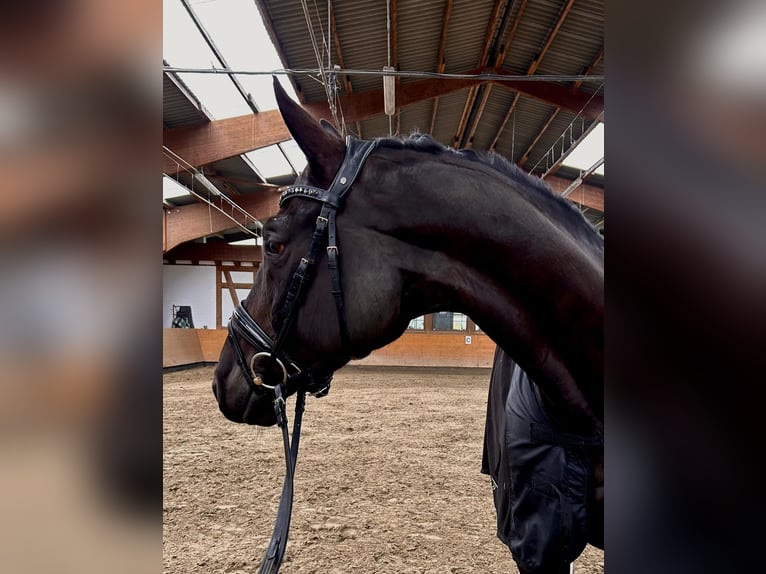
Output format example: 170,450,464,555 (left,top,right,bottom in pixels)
266,240,285,255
